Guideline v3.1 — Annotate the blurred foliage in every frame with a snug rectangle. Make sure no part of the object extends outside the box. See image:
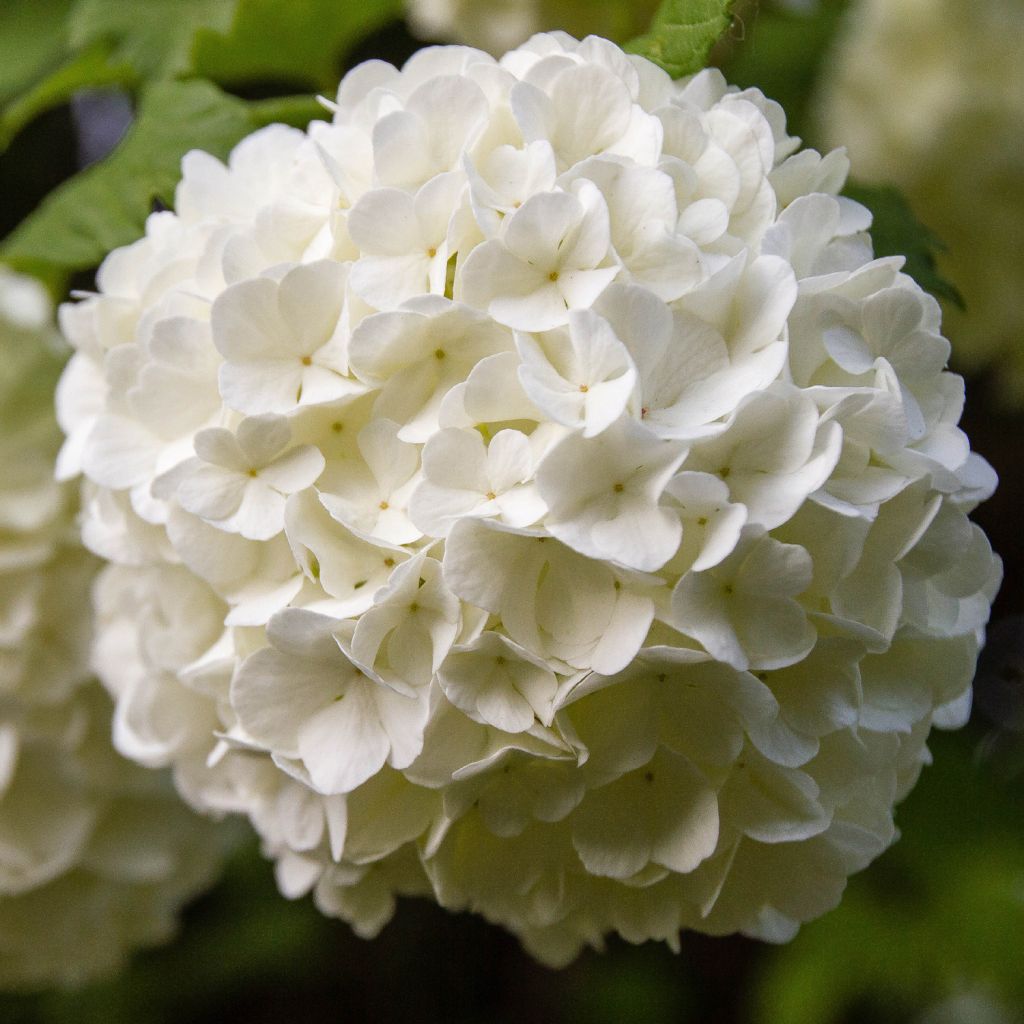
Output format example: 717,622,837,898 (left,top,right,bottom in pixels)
193,0,402,89
0,0,75,106
626,0,736,77
66,0,236,80
0,42,132,152
0,106,78,288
